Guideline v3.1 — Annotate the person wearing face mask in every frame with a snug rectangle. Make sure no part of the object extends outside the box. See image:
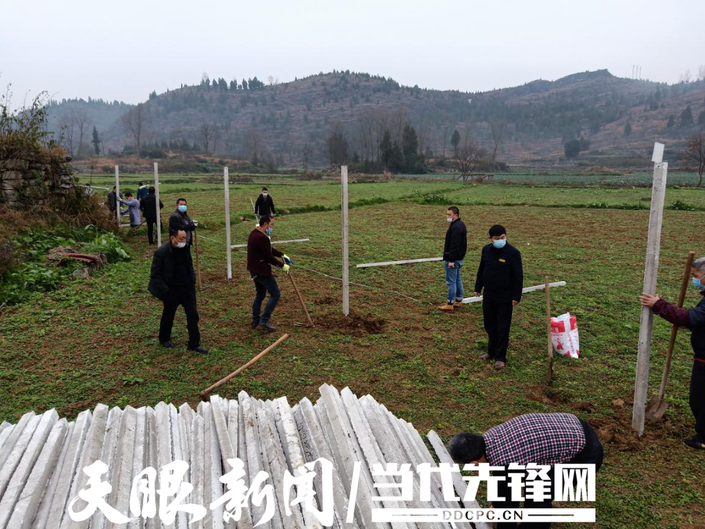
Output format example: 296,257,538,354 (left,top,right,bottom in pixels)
148,229,208,353
169,198,197,246
254,187,277,217
438,206,468,312
639,256,705,450
474,224,523,370
247,215,290,332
